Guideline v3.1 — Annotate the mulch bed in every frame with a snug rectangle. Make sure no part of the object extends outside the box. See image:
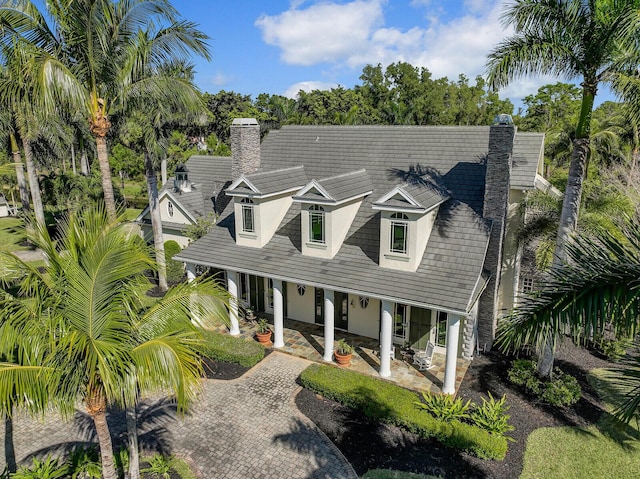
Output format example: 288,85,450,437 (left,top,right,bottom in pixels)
212,340,623,479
